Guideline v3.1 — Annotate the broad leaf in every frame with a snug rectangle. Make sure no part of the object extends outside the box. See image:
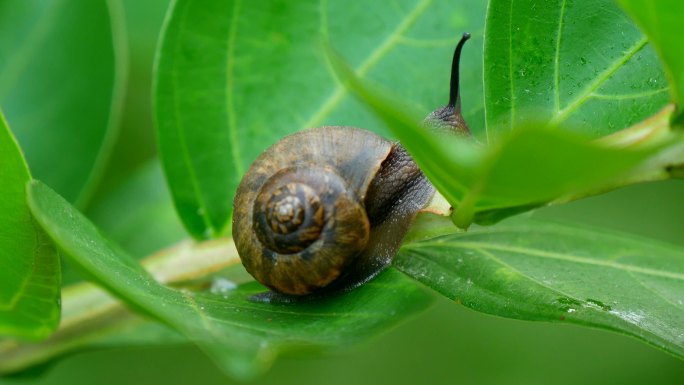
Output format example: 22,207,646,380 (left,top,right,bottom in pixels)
484,0,668,138
0,0,126,205
56,160,187,285
617,0,684,126
0,112,60,339
27,181,433,379
154,0,487,239
327,50,682,227
396,216,684,359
